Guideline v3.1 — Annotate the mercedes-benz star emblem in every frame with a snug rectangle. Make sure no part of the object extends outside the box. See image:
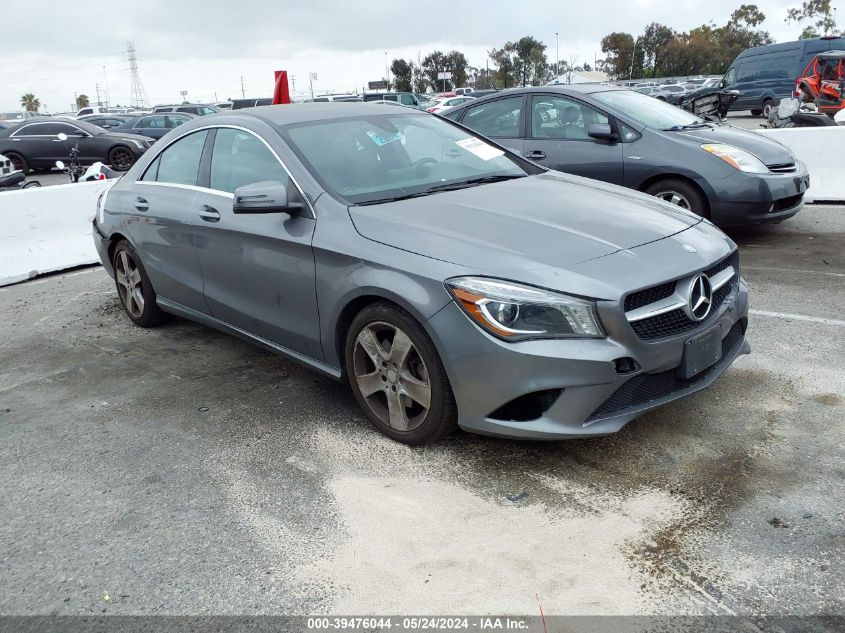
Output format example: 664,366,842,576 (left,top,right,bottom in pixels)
682,243,697,253
687,274,713,321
